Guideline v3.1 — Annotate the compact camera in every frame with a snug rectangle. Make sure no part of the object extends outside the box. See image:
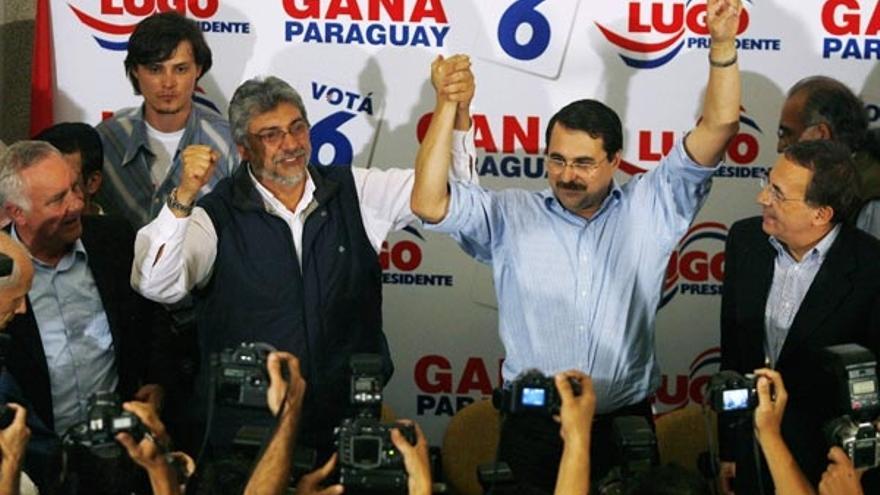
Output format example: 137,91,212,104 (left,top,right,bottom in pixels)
335,354,412,493
214,342,276,409
63,391,145,459
820,344,880,469
707,370,758,413
493,369,582,416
